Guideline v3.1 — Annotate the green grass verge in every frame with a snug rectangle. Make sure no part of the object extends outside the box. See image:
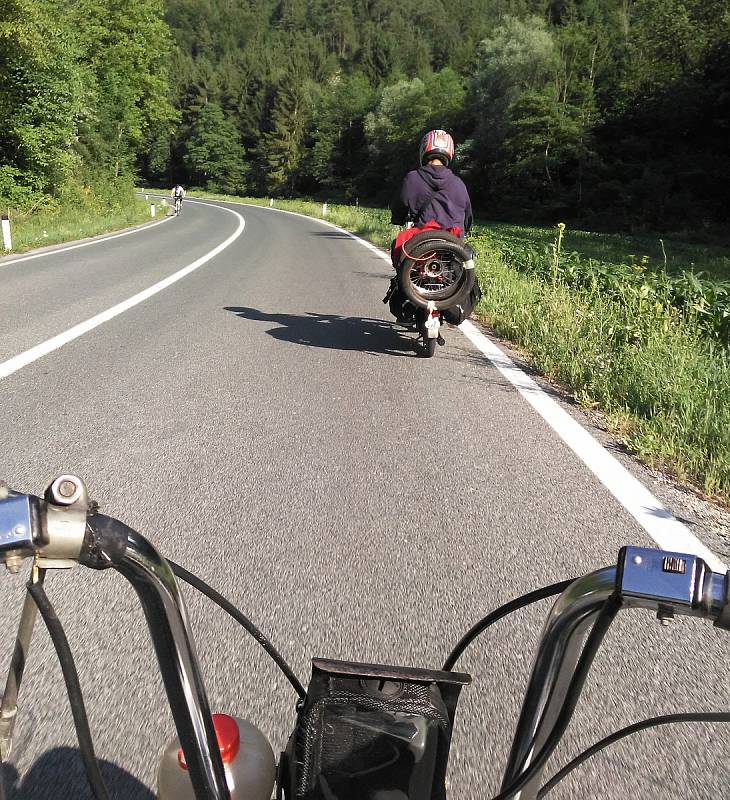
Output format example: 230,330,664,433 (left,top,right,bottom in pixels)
486,221,730,280
1,193,155,255
472,239,730,501
194,191,729,503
